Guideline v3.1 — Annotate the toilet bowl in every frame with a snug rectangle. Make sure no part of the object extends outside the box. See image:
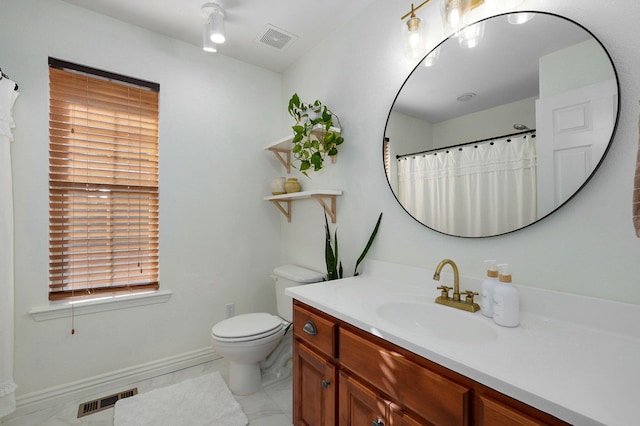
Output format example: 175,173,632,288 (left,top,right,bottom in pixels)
211,265,323,395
